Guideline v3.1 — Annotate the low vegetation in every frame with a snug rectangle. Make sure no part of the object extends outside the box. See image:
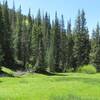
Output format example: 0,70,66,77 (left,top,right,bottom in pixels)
0,73,100,100
78,65,97,74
